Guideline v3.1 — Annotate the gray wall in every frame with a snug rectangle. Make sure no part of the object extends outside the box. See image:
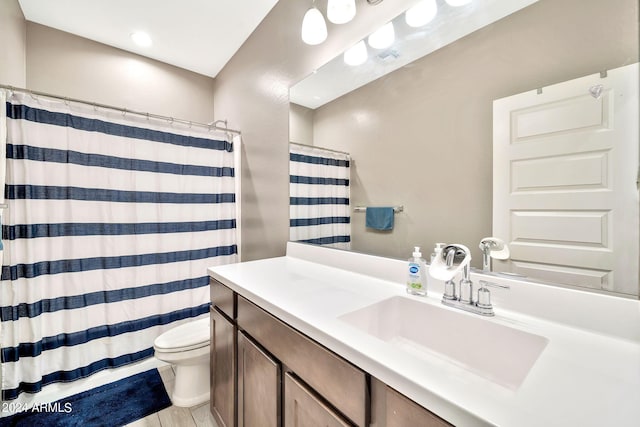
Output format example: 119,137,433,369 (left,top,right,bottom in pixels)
213,0,420,261
289,103,314,146
0,0,26,87
24,23,215,123
309,0,638,264
0,0,215,123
